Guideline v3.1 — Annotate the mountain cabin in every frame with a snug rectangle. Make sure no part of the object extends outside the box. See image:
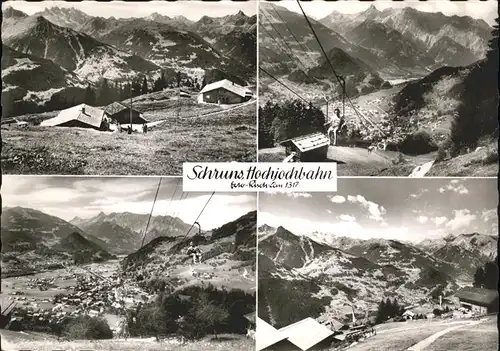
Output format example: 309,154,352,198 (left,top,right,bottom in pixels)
279,133,330,162
104,102,148,125
455,287,499,314
40,104,110,131
197,79,253,104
